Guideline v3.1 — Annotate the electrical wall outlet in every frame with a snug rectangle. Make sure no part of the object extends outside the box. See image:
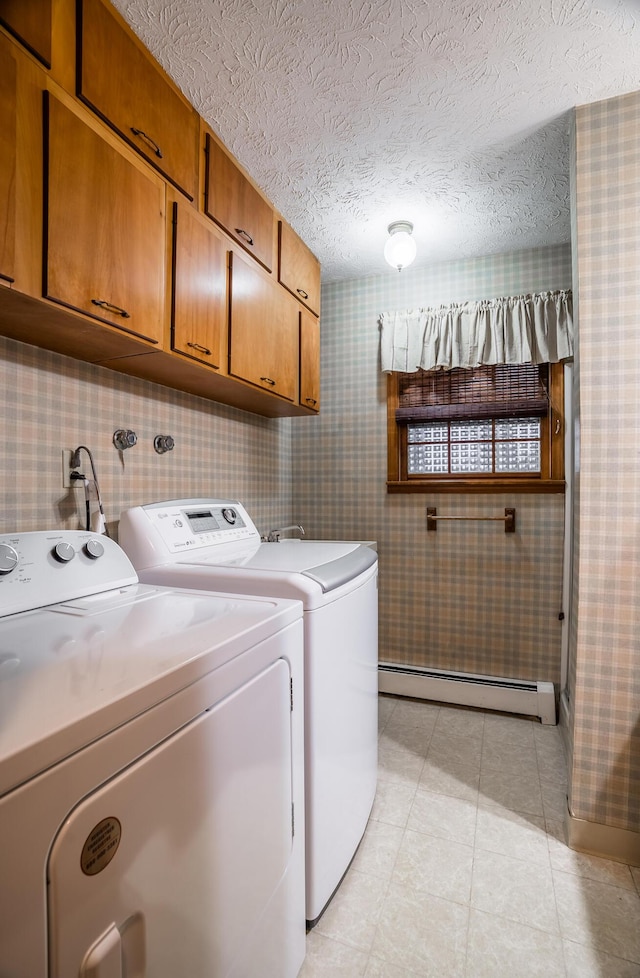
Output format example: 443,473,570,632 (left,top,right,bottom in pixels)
62,449,76,489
